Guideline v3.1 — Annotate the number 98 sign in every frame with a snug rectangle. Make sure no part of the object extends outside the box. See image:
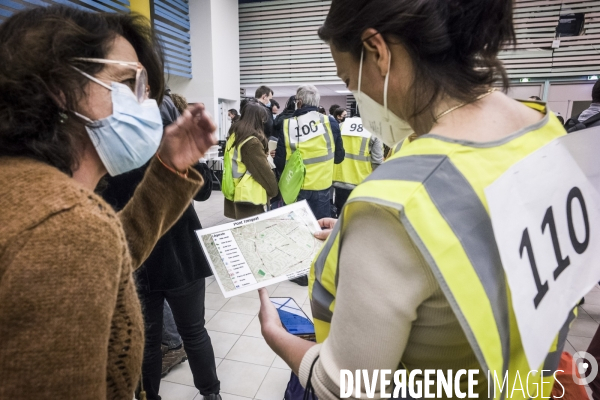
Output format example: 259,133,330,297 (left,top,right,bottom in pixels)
486,132,600,371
